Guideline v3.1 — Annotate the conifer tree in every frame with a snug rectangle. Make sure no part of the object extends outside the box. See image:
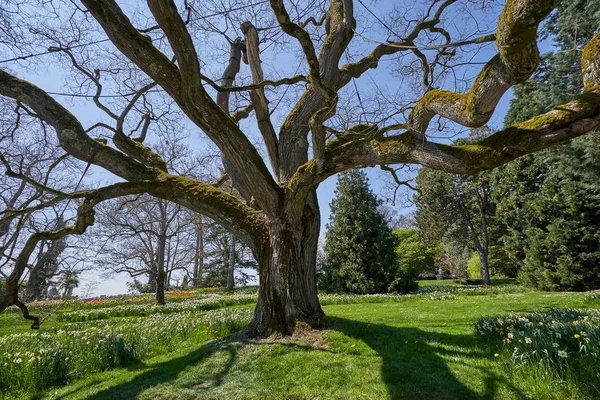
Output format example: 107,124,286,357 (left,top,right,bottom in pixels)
491,0,600,291
321,170,401,293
